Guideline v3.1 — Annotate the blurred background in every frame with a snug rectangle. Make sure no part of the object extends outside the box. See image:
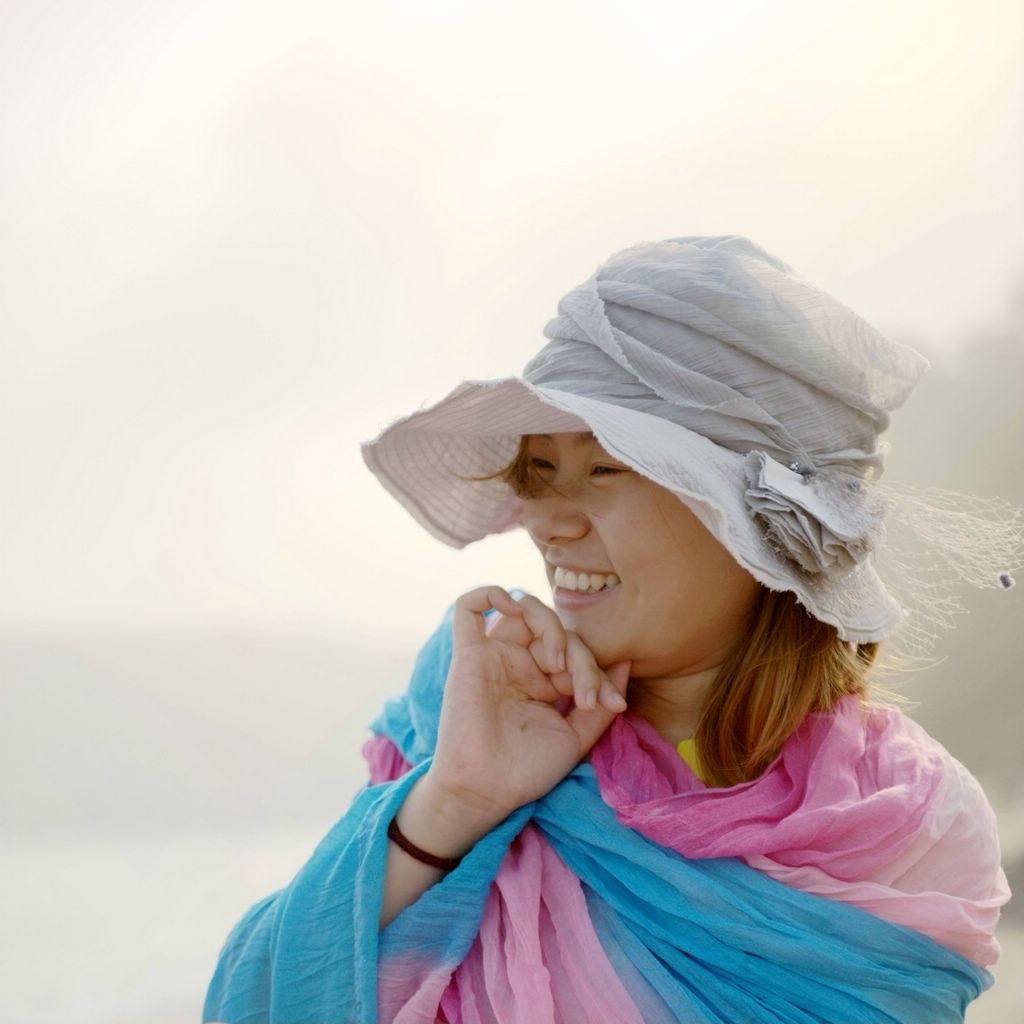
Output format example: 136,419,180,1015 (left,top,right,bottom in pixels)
1,0,1021,1020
